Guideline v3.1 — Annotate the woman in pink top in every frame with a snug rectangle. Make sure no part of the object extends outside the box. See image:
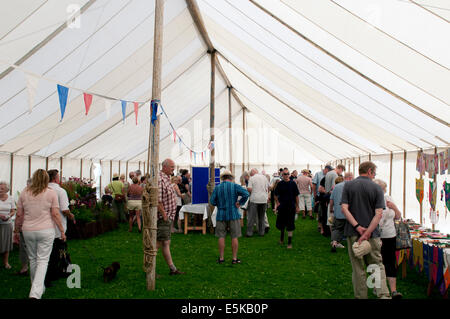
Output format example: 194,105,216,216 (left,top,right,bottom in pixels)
14,169,65,299
127,177,143,233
